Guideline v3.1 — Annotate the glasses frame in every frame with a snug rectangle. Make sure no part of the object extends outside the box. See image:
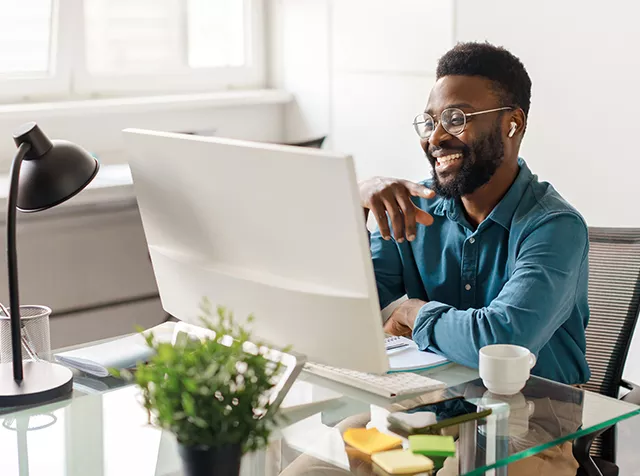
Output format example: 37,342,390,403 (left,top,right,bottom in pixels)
413,106,513,139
